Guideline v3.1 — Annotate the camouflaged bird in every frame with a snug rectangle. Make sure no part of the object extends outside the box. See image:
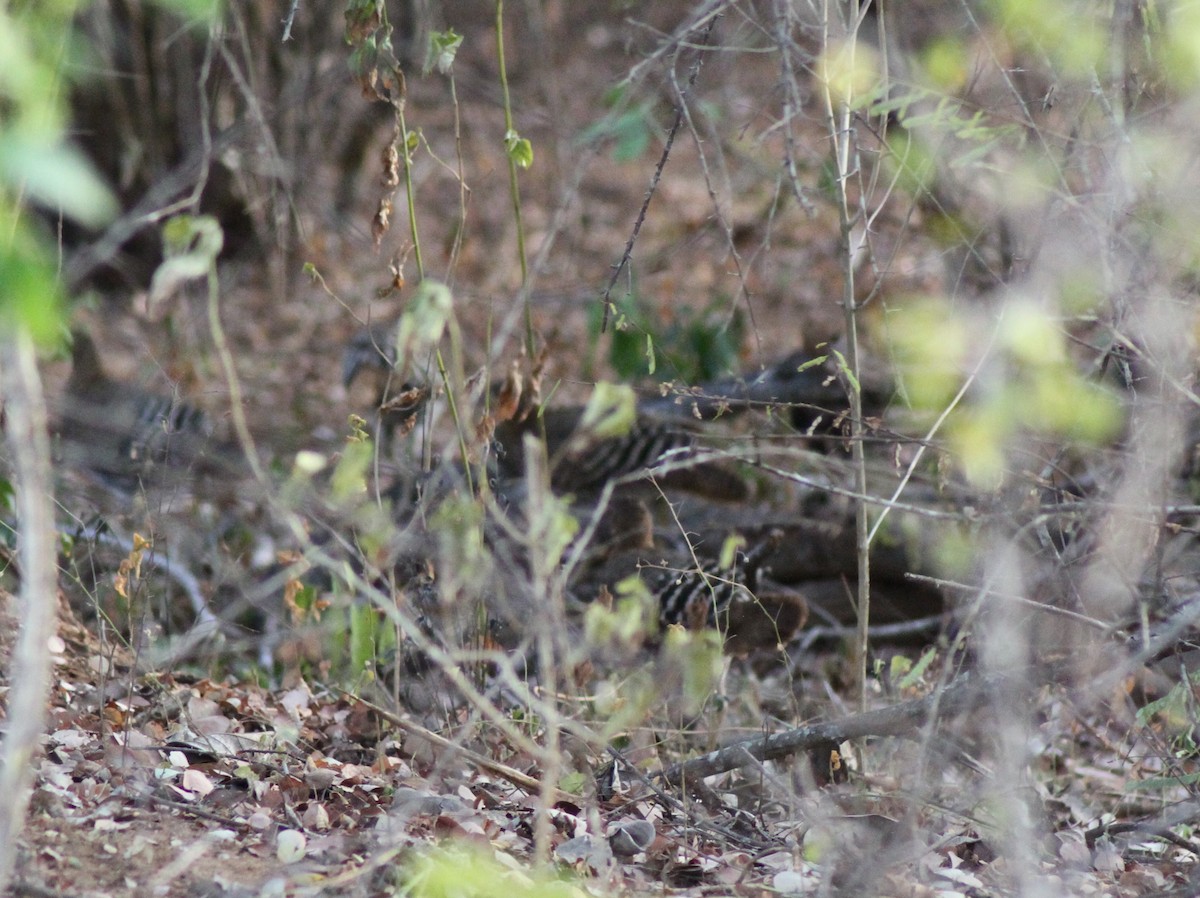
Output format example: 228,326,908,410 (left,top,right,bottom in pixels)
577,527,808,654
490,400,749,501
56,329,239,494
342,320,748,499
